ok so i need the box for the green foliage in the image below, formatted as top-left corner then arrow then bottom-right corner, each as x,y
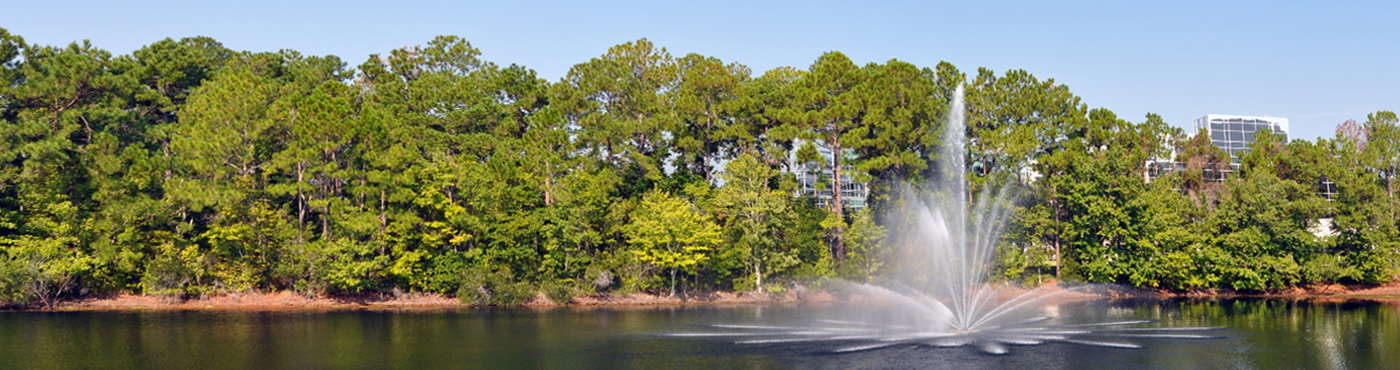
303,240 -> 391,294
0,28 -> 1395,307
540,280 -> 575,304
457,265 -> 533,306
714,153 -> 796,291
140,244 -> 201,297
0,255 -> 33,305
840,208 -> 886,282
625,190 -> 721,296
1303,254 -> 1357,284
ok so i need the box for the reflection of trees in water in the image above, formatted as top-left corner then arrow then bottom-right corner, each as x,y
1142,298 -> 1400,369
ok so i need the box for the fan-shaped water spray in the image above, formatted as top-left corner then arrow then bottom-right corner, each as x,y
666,85 -> 1223,355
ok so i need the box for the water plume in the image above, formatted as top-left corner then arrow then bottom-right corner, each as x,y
667,84 -> 1223,355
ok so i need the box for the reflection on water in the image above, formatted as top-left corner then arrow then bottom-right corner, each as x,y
0,298 -> 1395,370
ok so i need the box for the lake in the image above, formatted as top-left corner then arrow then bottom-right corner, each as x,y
1,298 -> 1396,369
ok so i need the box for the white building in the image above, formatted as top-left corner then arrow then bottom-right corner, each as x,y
789,140 -> 869,209
1144,132 -> 1183,183
1192,114 -> 1289,168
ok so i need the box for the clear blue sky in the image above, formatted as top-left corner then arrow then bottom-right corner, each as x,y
4,0 -> 1396,140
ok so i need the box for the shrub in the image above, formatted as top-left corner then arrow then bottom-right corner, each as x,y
457,266 -> 533,306
1303,254 -> 1356,284
0,256 -> 32,306
1346,250 -> 1394,284
140,244 -> 198,298
541,280 -> 574,304
761,281 -> 786,294
583,266 -> 615,294
731,276 -> 755,292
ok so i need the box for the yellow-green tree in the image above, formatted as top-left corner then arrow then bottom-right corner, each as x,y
714,153 -> 793,292
625,190 -> 721,297
844,208 -> 886,282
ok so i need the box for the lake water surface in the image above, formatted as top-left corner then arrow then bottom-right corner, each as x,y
1,298 -> 1396,369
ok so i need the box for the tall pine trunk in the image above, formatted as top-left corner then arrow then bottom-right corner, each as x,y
830,134 -> 845,260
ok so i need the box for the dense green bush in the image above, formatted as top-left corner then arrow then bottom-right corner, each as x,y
0,256 -> 32,305
457,266 -> 534,306
1303,254 -> 1357,284
139,245 -> 198,298
540,280 -> 574,304
304,240 -> 390,294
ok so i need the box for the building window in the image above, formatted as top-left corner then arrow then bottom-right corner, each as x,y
1319,175 -> 1337,201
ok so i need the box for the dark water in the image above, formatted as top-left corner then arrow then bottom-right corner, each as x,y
0,298 -> 1397,370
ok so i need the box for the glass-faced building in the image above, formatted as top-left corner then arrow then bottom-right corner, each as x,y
789,140 -> 868,209
1192,114 -> 1289,167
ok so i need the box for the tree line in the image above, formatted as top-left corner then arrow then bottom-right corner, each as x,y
1,29 -> 1396,307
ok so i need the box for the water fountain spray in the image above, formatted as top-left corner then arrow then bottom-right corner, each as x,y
666,84 -> 1223,355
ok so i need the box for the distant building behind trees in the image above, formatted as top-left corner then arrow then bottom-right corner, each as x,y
1146,114 -> 1291,183
789,140 -> 869,209
1193,114 -> 1290,167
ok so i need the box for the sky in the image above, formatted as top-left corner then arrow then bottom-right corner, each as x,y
3,0 -> 1396,140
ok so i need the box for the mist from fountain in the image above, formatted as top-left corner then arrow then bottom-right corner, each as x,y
666,84 -> 1223,355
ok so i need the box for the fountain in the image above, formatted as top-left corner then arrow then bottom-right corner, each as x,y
665,85 -> 1224,355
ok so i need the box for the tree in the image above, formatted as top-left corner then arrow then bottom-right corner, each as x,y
1030,110 -> 1174,284
728,66 -> 802,169
1365,111 -> 1400,209
792,52 -> 866,260
1177,129 -> 1233,208
847,59 -> 944,199
122,37 -> 233,125
966,68 -> 1087,183
671,54 -> 748,182
0,35 -> 135,302
0,192 -> 97,307
169,53 -> 346,291
843,208 -> 886,281
553,39 -> 676,177
714,153 -> 791,292
625,190 -> 720,296
1331,112 -> 1400,283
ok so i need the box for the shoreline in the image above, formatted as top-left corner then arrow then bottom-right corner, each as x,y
1155,280 -> 1400,299
19,290 -> 848,312
7,281 -> 1399,312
